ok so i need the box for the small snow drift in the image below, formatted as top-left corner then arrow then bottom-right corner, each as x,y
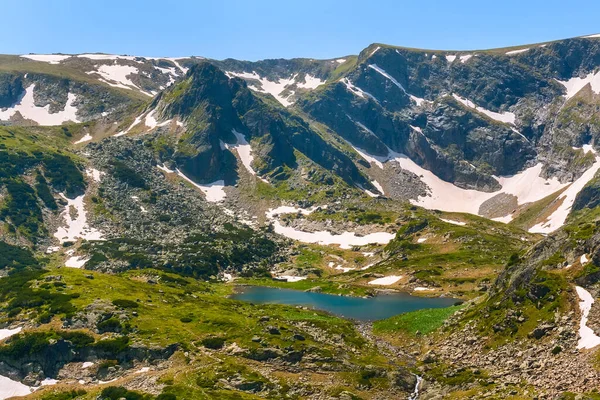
452,94 -> 516,124
224,129 -> 267,182
274,275 -> 307,282
367,64 -> 429,106
175,169 -> 227,203
0,327 -> 31,400
0,85 -> 80,125
65,256 -> 89,269
368,276 -> 402,285
341,78 -> 380,103
0,327 -> 21,341
575,286 -> 600,350
440,218 -> 466,226
0,375 -> 33,400
54,194 -> 104,243
74,133 -> 92,144
557,71 -> 600,100
371,180 -> 385,195
506,48 -> 530,55
85,168 -> 104,183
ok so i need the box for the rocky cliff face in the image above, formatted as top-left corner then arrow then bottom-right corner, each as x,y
150,62 -> 372,189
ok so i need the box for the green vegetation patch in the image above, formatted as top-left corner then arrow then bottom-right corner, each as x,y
373,305 -> 463,336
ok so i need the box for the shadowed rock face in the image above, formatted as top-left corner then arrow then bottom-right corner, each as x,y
297,38 -> 600,192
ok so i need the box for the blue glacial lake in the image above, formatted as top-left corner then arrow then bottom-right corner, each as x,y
232,286 -> 458,322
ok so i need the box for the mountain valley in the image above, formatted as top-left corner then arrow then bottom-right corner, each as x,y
2,34 -> 600,399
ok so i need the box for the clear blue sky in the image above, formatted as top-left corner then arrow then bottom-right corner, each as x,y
4,0 -> 600,61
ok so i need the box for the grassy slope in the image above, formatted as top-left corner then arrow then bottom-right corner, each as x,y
9,263 -> 402,399
0,55 -> 149,101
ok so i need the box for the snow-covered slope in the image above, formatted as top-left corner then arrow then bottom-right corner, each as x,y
0,84 -> 80,125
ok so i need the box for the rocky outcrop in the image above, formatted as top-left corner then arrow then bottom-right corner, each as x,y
0,331 -> 177,385
151,62 -> 373,189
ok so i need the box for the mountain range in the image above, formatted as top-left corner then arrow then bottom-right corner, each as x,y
1,34 -> 600,399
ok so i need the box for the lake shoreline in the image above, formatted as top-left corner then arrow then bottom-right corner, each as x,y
231,285 -> 459,322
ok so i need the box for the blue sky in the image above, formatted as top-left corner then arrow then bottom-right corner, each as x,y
4,0 -> 600,60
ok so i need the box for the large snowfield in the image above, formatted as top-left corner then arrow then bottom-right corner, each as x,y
0,85 -> 80,125
346,138 -> 599,233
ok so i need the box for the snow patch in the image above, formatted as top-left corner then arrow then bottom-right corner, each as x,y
368,64 -> 428,106
78,54 -> 138,61
459,55 -> 473,63
275,275 -> 307,282
341,78 -> 380,103
346,141 -> 387,169
85,168 -> 104,183
440,218 -> 466,226
529,148 -> 600,234
368,64 -> 408,94
144,109 -> 171,129
225,129 -> 267,182
89,64 -> 152,96
410,95 -> 427,106
363,188 -> 380,198
506,48 -> 530,55
369,47 -> 381,57
115,114 -> 144,136
54,194 -> 104,243
492,214 -> 514,224
452,94 -> 516,124
368,276 -> 402,285
371,180 -> 384,194
0,85 -> 80,125
446,55 -> 457,63
46,246 -> 60,254
156,164 -> 175,174
346,140 -> 570,221
0,327 -> 21,341
265,205 -> 395,249
74,133 -> 92,144
557,71 -> 600,100
296,74 -> 325,89
21,54 -> 71,64
175,169 -> 227,203
335,265 -> 355,273
65,256 -> 89,269
0,375 -> 33,399
417,237 -> 427,243
227,71 -> 297,106
581,254 -> 590,265
575,286 -> 600,350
